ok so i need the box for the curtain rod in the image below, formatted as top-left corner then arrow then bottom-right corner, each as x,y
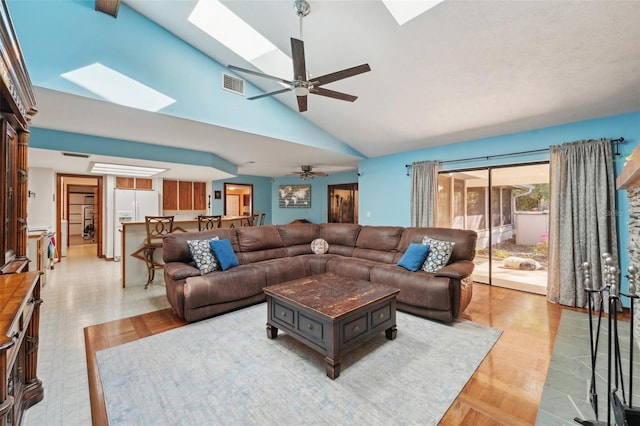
405,137 -> 625,174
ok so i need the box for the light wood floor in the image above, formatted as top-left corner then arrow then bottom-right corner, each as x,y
84,279 -> 623,425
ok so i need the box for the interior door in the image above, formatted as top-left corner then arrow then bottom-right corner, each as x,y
225,195 -> 240,216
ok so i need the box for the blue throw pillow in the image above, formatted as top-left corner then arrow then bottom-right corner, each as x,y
209,238 -> 239,271
397,243 -> 430,272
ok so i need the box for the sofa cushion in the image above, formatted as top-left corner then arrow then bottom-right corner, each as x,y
326,257 -> 379,281
258,257 -> 311,286
237,225 -> 284,252
209,239 -> 240,271
235,226 -> 287,263
397,243 -> 430,272
187,237 -> 219,274
370,265 -> 452,311
277,224 -> 319,257
277,223 -> 320,246
356,226 -> 404,251
421,236 -> 455,273
352,226 -> 403,263
183,265 -> 266,308
319,223 -> 361,246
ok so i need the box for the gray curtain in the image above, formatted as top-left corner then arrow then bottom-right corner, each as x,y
411,161 -> 439,227
548,139 -> 618,307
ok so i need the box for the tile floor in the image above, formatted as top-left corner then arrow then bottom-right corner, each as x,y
22,244 -> 170,426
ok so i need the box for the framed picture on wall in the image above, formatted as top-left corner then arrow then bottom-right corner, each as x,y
278,185 -> 311,208
214,190 -> 221,199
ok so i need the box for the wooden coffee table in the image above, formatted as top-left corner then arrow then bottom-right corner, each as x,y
264,272 -> 399,379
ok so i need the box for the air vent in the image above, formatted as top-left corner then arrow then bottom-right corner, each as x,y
222,73 -> 245,96
62,152 -> 90,158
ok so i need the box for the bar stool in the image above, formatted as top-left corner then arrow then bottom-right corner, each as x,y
243,213 -> 259,226
198,215 -> 222,231
143,215 -> 174,288
259,213 -> 266,225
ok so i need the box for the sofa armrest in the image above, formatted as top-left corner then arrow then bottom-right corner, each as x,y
434,260 -> 475,280
164,262 -> 201,281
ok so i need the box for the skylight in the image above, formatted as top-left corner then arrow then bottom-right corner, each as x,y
61,63 -> 176,112
188,0 -> 292,79
381,0 -> 446,25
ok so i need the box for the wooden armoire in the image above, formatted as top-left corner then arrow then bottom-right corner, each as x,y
0,1 -> 44,424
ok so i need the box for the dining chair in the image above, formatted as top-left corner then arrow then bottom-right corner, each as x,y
198,215 -> 222,231
142,215 -> 174,288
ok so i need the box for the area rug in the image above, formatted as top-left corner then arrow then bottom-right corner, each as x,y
537,309 -> 640,425
96,304 -> 502,425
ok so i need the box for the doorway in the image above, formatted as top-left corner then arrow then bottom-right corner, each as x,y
328,183 -> 358,223
224,183 -> 253,216
57,174 -> 103,259
67,185 -> 96,246
436,163 -> 549,294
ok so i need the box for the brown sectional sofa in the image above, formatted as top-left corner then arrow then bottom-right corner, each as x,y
162,223 -> 477,323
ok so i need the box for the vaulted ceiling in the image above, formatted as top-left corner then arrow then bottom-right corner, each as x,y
11,0 -> 640,180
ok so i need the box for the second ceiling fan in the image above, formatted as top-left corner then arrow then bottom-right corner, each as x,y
228,0 -> 371,113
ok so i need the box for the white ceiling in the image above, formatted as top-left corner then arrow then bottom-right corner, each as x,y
27,0 -> 640,179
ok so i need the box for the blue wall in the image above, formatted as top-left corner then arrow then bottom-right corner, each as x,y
359,111 -> 640,296
211,175 -> 273,223
211,171 -> 358,225
271,171 -> 359,224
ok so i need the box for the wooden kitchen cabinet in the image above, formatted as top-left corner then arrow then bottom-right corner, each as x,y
162,180 -> 178,210
115,177 -> 134,189
178,181 -> 193,210
116,177 -> 152,190
193,182 -> 207,210
135,178 -> 152,190
163,180 -> 206,211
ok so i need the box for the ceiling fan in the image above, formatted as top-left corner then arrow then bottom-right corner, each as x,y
227,0 -> 371,113
289,165 -> 328,180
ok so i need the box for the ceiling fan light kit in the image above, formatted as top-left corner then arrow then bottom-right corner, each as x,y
228,0 -> 370,112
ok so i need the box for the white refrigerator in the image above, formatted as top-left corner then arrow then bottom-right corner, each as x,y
113,189 -> 159,261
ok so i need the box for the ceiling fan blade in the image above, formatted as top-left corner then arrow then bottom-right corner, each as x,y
313,172 -> 328,176
310,87 -> 357,102
228,64 -> 291,85
313,64 -> 371,86
297,95 -> 308,112
247,87 -> 292,100
291,38 -> 307,81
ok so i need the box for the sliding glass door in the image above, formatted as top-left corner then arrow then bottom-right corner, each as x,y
437,163 -> 549,294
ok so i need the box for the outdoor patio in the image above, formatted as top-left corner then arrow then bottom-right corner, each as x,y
473,257 -> 547,295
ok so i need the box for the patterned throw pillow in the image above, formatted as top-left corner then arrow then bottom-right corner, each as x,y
310,238 -> 329,254
187,237 -> 219,274
421,236 -> 455,273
